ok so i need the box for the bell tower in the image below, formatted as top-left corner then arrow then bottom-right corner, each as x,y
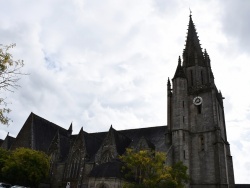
167,14 -> 235,188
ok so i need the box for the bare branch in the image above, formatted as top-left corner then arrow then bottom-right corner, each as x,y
0,43 -> 25,125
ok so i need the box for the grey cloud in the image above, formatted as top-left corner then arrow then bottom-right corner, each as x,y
220,0 -> 250,53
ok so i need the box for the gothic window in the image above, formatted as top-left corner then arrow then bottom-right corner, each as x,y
200,135 -> 205,151
67,151 -> 81,179
183,101 -> 184,108
101,150 -> 113,163
190,70 -> 194,86
183,150 -> 186,159
197,104 -> 202,114
201,70 -> 204,84
49,152 -> 57,176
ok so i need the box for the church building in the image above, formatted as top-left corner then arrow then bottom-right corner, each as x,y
1,15 -> 235,188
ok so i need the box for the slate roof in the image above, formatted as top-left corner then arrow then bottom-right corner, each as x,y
60,134 -> 71,161
111,127 -> 132,155
120,125 -> 168,152
89,160 -> 124,178
31,113 -> 69,151
48,131 -> 71,162
83,131 -> 102,159
11,112 -> 69,152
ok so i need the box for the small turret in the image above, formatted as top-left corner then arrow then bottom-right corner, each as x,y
167,77 -> 172,96
67,123 -> 73,136
173,56 -> 186,79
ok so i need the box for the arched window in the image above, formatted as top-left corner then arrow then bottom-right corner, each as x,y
67,150 -> 81,179
49,152 -> 57,176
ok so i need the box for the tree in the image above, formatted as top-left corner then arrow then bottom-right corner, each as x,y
0,148 -> 10,180
2,148 -> 50,187
0,43 -> 24,125
119,148 -> 189,188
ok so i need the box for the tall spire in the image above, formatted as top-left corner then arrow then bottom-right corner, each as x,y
183,14 -> 205,67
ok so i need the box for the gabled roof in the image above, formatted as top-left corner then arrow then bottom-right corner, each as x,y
90,125 -> 168,154
48,131 -> 71,162
1,134 -> 15,150
136,136 -> 155,150
111,126 -> 132,155
120,125 -> 168,152
83,131 -> 103,159
11,112 -> 69,152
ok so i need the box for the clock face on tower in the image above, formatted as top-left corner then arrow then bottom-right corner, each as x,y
193,96 -> 203,105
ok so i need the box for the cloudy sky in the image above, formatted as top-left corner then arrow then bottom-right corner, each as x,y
0,0 -> 249,184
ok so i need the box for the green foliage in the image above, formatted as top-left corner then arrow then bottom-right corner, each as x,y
120,148 -> 189,188
0,148 -> 10,180
1,148 -> 50,186
0,43 -> 24,125
170,161 -> 189,188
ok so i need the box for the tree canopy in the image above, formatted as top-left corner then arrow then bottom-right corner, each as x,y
0,148 -> 50,187
120,148 -> 189,188
0,43 -> 24,125
0,147 -> 10,180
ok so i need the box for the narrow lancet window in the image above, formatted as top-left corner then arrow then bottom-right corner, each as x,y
218,104 -> 220,121
200,135 -> 204,151
197,105 -> 202,114
190,70 -> 194,86
201,70 -> 204,84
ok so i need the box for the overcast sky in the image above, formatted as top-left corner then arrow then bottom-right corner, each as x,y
0,0 -> 249,184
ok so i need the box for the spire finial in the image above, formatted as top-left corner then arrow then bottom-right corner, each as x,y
178,56 -> 181,65
167,77 -> 171,87
189,8 -> 192,17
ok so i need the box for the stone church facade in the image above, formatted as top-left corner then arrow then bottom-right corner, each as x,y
1,15 -> 235,188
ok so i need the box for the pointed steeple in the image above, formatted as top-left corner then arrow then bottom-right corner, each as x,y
80,126 -> 83,132
183,14 -> 205,67
167,77 -> 171,96
67,122 -> 73,136
173,56 -> 186,79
